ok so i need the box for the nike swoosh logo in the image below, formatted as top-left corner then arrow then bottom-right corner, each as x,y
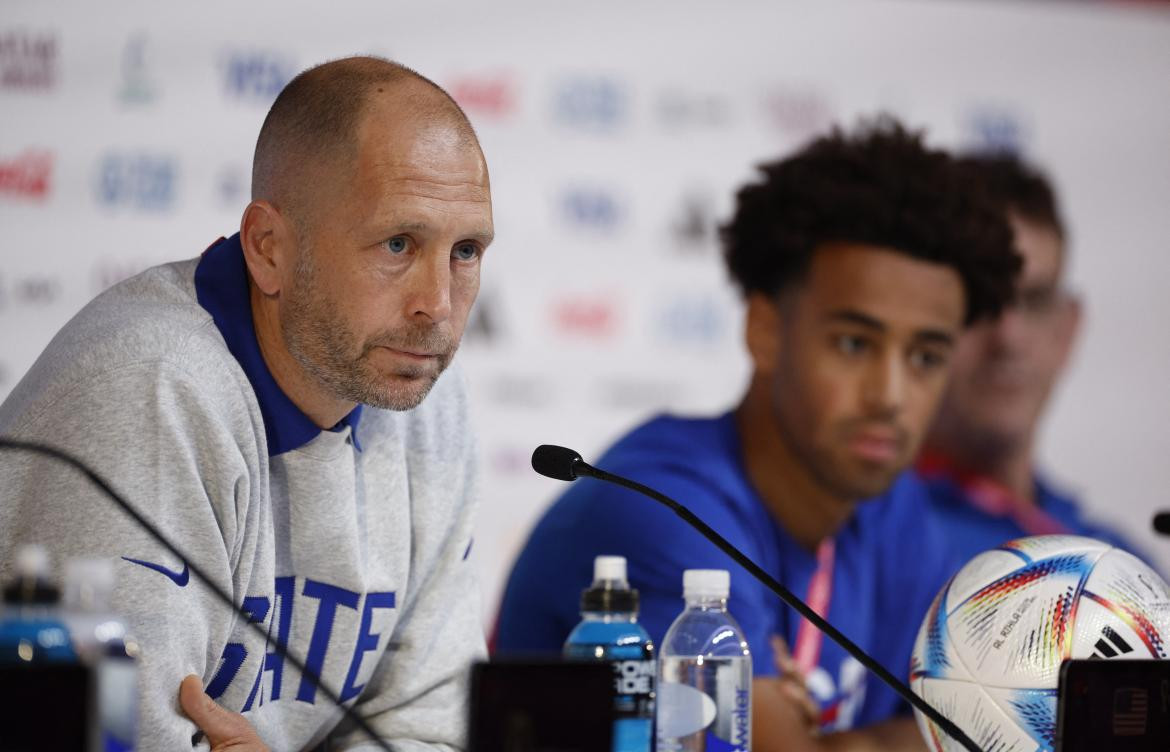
122,556 -> 190,587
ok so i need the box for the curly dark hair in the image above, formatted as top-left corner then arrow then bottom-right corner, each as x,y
955,151 -> 1065,241
721,117 -> 1020,324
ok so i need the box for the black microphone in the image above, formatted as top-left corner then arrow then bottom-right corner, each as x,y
1154,512 -> 1170,536
531,443 -> 983,752
0,437 -> 393,752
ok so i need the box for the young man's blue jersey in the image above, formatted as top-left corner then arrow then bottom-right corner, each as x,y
495,413 -> 959,731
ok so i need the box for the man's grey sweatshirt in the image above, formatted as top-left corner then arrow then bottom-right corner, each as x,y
0,259 -> 485,750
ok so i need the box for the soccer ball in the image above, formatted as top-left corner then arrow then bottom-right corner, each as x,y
909,535 -> 1170,751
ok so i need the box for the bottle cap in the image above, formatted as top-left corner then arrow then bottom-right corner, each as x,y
4,544 -> 60,605
581,555 -> 639,613
593,555 -> 627,584
15,544 -> 50,579
63,557 -> 116,610
683,569 -> 730,599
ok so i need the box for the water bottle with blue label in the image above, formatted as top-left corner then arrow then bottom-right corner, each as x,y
0,545 -> 76,664
656,569 -> 751,752
564,555 -> 655,752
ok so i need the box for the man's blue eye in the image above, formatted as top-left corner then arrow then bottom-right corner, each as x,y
453,243 -> 479,261
386,237 -> 408,254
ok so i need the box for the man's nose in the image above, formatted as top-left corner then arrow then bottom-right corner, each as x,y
862,352 -> 905,415
406,249 -> 452,323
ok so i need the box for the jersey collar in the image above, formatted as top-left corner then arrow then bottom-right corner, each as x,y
193,233 -> 363,456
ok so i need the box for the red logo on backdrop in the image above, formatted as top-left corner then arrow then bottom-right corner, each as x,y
0,149 -> 52,200
0,31 -> 57,91
447,73 -> 517,119
551,296 -> 619,339
761,87 -> 835,142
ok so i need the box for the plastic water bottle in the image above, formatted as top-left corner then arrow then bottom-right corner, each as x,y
63,557 -> 138,752
656,569 -> 751,752
564,555 -> 655,752
0,545 -> 76,664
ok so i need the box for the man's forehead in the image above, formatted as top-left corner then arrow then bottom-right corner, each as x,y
796,242 -> 966,329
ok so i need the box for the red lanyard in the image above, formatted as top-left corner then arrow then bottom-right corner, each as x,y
963,476 -> 1069,536
793,537 -> 835,675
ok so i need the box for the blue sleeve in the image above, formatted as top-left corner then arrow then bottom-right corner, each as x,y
494,464 -> 782,678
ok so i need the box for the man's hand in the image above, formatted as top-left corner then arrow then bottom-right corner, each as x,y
771,635 -> 821,735
179,675 -> 270,752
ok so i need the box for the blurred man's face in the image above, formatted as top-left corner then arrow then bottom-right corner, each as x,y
932,214 -> 1079,454
752,244 -> 965,501
281,98 -> 494,411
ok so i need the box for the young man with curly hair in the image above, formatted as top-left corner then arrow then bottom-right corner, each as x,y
495,119 -> 1020,751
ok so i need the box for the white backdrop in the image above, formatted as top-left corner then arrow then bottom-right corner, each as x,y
2,0 -> 1169,626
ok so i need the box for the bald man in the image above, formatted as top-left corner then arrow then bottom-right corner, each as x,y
0,57 -> 493,750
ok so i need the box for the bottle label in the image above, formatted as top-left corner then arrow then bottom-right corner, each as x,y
612,658 -> 655,718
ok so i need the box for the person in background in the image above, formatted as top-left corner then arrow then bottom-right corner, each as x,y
0,56 -> 493,750
918,152 -> 1152,569
495,119 -> 1019,751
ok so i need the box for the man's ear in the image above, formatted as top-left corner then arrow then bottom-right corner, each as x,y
239,200 -> 294,296
745,292 -> 783,377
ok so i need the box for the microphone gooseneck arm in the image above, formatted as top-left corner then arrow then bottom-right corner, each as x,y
533,444 -> 983,752
0,437 -> 393,752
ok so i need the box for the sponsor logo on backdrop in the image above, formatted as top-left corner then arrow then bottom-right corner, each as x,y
596,378 -> 681,410
0,149 -> 52,201
463,291 -> 503,345
215,163 -> 249,208
0,272 -> 63,312
761,86 -> 835,142
117,32 -> 158,105
485,375 -> 553,411
560,186 -> 624,232
553,76 -> 627,132
655,295 -> 729,347
0,30 -> 57,91
669,190 -> 718,252
447,72 -> 517,120
90,258 -> 156,294
489,444 -> 539,476
95,153 -> 178,211
551,294 -> 619,340
657,90 -> 731,129
961,106 -> 1027,154
221,49 -> 295,103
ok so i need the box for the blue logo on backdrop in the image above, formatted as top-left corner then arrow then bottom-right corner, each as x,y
560,187 -> 624,231
221,50 -> 295,103
656,295 -> 728,346
553,77 -> 627,132
962,106 -> 1028,154
95,153 -> 177,211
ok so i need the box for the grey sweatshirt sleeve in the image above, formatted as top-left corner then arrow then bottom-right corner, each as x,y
0,354 -> 267,750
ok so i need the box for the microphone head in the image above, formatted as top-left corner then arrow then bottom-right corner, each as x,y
1153,512 -> 1170,536
531,445 -> 586,481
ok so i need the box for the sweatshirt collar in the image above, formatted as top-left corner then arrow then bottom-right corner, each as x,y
193,233 -> 362,456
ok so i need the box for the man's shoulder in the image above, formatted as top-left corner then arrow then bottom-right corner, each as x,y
0,258 -> 253,431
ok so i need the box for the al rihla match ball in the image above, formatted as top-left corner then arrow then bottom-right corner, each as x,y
909,534 -> 1170,751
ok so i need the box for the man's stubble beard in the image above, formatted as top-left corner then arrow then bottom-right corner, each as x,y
281,244 -> 457,412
